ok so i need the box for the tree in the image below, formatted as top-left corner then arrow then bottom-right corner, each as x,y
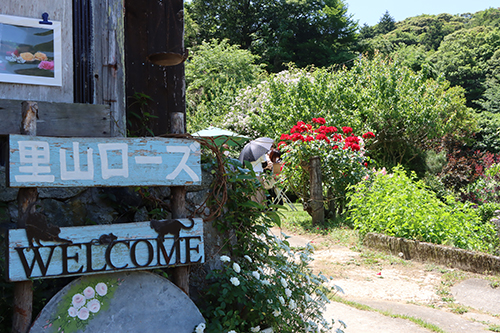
376,10 -> 396,34
186,0 -> 358,72
185,39 -> 265,132
430,26 -> 500,108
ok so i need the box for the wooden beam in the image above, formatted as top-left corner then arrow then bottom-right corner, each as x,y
0,99 -> 111,137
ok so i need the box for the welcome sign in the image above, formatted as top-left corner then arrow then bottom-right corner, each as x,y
6,219 -> 204,282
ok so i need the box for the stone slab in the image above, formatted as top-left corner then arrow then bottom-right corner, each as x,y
452,278 -> 500,314
29,271 -> 205,333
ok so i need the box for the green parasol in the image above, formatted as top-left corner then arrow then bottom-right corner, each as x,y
191,126 -> 251,147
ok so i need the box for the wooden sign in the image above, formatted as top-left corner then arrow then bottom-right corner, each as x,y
7,134 -> 201,187
6,219 -> 204,282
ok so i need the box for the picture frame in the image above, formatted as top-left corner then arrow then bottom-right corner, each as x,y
0,14 -> 62,86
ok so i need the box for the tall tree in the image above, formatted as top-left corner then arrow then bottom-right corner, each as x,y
430,26 -> 500,107
186,0 -> 358,72
377,10 -> 396,34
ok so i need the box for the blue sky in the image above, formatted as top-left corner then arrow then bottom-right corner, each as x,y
345,0 -> 499,26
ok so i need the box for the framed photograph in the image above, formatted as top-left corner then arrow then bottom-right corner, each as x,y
0,14 -> 62,86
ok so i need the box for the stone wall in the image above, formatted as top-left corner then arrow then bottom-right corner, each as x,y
363,232 -> 500,274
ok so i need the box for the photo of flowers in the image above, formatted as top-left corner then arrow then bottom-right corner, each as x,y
0,14 -> 62,86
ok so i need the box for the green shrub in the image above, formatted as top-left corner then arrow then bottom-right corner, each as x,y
197,157 -> 345,332
347,166 -> 499,253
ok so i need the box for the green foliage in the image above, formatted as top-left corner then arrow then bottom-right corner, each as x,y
360,13 -> 466,54
197,157 -> 343,332
376,11 -> 396,35
472,111 -> 500,153
477,74 -> 500,113
347,166 -> 499,254
430,26 -> 500,107
425,150 -> 447,174
126,92 -> 157,137
186,0 -> 358,72
358,8 -> 500,113
185,39 -> 264,133
466,7 -> 500,28
225,54 -> 476,174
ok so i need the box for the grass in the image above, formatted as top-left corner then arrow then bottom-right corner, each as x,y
330,295 -> 447,333
277,203 -> 359,247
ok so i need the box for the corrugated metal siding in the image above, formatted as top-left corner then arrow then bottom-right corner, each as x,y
73,0 -> 94,103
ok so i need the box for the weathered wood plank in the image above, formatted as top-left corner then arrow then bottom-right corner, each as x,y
0,99 -> 111,137
8,135 -> 201,187
92,0 -> 126,137
7,219 -> 204,281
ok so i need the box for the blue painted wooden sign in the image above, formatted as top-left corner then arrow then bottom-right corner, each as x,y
7,134 -> 201,187
6,219 -> 204,282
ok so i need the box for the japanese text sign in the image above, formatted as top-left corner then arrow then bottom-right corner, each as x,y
7,135 -> 201,187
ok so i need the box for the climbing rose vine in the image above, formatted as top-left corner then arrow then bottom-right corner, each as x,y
278,118 -> 376,218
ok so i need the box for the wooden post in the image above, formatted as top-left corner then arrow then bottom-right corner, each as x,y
12,101 -> 38,333
310,156 -> 324,226
170,111 -> 189,295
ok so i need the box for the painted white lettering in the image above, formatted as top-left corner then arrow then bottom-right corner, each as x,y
15,141 -> 55,182
135,156 -> 162,164
166,143 -> 200,182
60,142 -> 94,180
98,143 -> 129,179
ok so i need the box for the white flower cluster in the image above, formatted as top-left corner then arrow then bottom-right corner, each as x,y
215,235 -> 342,333
195,322 -> 206,333
68,282 -> 108,320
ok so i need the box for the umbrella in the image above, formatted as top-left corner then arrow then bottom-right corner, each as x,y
238,137 -> 274,164
191,126 -> 251,147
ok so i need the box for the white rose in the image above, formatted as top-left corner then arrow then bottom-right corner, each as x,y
252,271 -> 260,280
95,282 -> 108,296
280,277 -> 288,288
233,263 -> 241,273
68,307 -> 77,317
273,308 -> 281,317
250,326 -> 260,332
72,294 -> 86,309
220,255 -> 231,263
285,288 -> 292,298
83,286 -> 95,299
195,323 -> 206,333
77,307 -> 90,320
244,255 -> 252,263
230,277 -> 240,286
87,299 -> 101,313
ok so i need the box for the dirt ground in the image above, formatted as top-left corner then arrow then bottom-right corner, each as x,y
271,227 -> 474,306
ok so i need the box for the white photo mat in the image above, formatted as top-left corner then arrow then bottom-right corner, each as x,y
0,14 -> 62,86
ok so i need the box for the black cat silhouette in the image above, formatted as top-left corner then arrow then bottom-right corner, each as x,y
150,218 -> 195,242
21,201 -> 72,247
